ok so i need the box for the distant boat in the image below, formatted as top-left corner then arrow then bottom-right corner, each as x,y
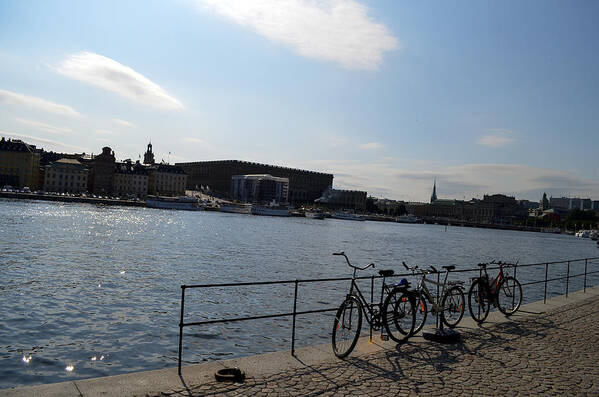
396,214 -> 421,224
332,211 -> 365,221
305,209 -> 325,220
219,202 -> 252,214
146,195 -> 204,211
252,203 -> 290,217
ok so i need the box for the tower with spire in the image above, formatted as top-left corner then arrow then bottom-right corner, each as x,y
143,142 -> 155,165
430,179 -> 438,203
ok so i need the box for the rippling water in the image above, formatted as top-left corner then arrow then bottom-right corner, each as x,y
1,198 -> 598,388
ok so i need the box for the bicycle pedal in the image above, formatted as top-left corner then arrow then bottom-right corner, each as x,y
380,334 -> 389,341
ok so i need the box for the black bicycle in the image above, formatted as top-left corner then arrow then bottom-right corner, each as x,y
331,252 -> 416,358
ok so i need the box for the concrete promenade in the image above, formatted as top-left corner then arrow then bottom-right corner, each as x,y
4,287 -> 599,396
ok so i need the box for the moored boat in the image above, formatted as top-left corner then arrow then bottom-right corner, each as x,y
251,203 -> 290,217
219,202 -> 252,214
332,211 -> 365,221
305,209 -> 325,219
145,195 -> 204,211
396,214 -> 421,224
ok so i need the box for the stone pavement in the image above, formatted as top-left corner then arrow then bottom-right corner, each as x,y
153,292 -> 599,397
4,287 -> 599,396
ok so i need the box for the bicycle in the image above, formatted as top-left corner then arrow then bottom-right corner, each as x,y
331,252 -> 416,358
468,260 -> 522,323
402,262 -> 465,334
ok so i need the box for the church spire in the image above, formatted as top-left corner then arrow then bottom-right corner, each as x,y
430,178 -> 437,203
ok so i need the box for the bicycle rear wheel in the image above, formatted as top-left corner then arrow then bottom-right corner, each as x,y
468,279 -> 490,323
332,296 -> 362,358
441,286 -> 465,328
496,276 -> 522,316
383,288 -> 415,342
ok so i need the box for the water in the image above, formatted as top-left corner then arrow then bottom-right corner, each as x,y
1,198 -> 598,388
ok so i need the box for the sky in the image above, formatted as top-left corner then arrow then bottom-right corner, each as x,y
1,0 -> 598,202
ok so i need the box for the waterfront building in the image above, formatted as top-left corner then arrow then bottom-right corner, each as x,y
314,186 -> 367,210
0,137 -> 41,189
89,147 -> 116,196
114,160 -> 149,198
43,158 -> 88,194
550,196 -> 594,211
430,179 -> 438,203
231,174 -> 289,203
147,163 -> 186,196
176,160 -> 333,204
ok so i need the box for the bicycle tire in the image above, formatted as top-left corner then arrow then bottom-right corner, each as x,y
383,288 -> 415,342
496,276 -> 522,316
468,279 -> 490,324
332,296 -> 362,358
412,292 -> 428,335
441,286 -> 465,328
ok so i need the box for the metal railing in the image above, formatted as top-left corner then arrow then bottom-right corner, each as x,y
177,256 -> 599,374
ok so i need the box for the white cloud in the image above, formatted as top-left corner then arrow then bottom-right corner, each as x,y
112,118 -> 137,128
56,52 -> 183,110
96,129 -> 114,135
184,137 -> 205,144
477,130 -> 515,148
0,130 -> 88,152
359,142 -> 383,150
197,0 -> 399,70
0,89 -> 80,117
14,118 -> 72,135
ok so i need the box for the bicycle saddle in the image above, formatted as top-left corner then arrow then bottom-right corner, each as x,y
442,265 -> 455,271
379,269 -> 394,277
477,263 -> 487,268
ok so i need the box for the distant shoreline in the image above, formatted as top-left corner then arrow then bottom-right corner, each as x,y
0,191 -> 145,208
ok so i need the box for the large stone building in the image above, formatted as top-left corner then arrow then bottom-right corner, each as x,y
89,147 -> 116,195
148,163 -> 187,196
114,160 -> 149,198
176,160 -> 333,204
0,137 -> 41,189
44,158 -> 88,194
231,174 -> 289,203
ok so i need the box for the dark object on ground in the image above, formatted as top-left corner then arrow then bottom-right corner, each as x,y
422,328 -> 461,344
215,367 -> 245,382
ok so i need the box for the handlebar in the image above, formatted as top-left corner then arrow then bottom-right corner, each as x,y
333,252 -> 375,271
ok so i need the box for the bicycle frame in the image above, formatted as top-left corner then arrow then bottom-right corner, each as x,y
346,273 -> 394,327
415,270 -> 451,312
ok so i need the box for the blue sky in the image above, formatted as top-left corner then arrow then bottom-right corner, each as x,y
1,0 -> 598,202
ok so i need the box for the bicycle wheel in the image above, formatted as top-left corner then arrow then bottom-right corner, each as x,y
383,288 -> 415,342
468,279 -> 490,323
496,276 -> 522,316
332,296 -> 362,358
412,292 -> 428,335
441,286 -> 465,328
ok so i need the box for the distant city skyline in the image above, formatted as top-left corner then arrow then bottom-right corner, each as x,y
1,1 -> 598,202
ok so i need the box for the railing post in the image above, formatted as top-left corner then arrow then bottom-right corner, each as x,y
584,259 -> 588,293
291,280 -> 299,355
178,285 -> 186,375
370,275 -> 374,342
544,263 -> 548,304
566,261 -> 570,298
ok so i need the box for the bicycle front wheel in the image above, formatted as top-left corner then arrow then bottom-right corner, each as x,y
441,286 -> 465,328
496,276 -> 522,316
412,292 -> 428,335
332,296 -> 362,358
468,279 -> 490,323
383,288 -> 415,342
